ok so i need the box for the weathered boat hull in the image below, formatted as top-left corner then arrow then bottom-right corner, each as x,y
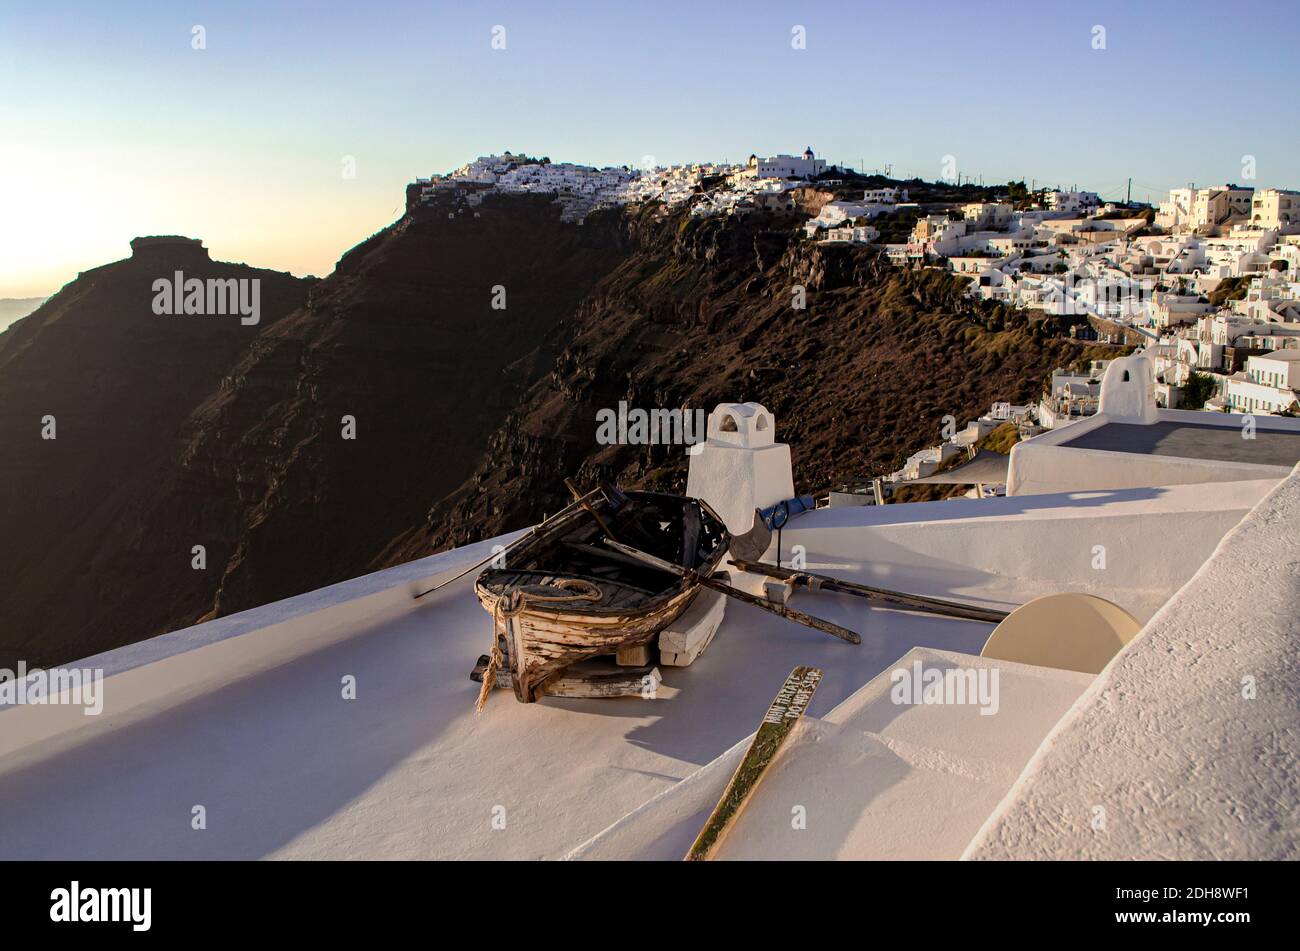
475,583 -> 703,701
473,489 -> 730,704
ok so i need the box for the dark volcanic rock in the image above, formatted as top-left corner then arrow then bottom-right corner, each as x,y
386,208 -> 1115,557
0,197 -> 630,666
0,239 -> 309,666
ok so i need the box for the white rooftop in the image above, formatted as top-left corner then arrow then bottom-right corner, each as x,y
1,468 -> 1289,860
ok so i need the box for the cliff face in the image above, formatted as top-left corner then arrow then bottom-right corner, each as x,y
159,194 -> 631,628
0,239 -> 310,666
1,196 -> 1107,668
387,204 -> 1103,558
0,197 -> 631,666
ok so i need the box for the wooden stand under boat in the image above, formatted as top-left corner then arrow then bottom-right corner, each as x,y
470,655 -> 662,699
473,488 -> 730,705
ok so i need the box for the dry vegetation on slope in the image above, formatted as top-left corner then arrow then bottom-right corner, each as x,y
394,204 -> 1119,556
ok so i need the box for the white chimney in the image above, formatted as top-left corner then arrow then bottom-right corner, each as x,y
685,402 -> 794,536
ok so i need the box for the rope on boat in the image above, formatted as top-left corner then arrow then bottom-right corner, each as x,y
476,579 -> 604,712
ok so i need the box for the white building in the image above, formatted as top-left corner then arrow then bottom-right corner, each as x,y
1222,350 -> 1300,415
1036,363 -> 1108,429
1250,188 -> 1300,233
1248,348 -> 1300,390
803,200 -> 871,236
748,147 -> 826,180
911,214 -> 968,256
1044,190 -> 1102,215
962,202 -> 1014,230
1236,274 -> 1300,323
863,187 -> 907,204
1201,230 -> 1277,277
988,233 -> 1043,258
1157,185 -> 1254,233
1150,290 -> 1215,329
1194,311 -> 1300,358
821,224 -> 880,244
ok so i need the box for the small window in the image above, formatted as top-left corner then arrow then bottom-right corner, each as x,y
1121,370 -> 1131,382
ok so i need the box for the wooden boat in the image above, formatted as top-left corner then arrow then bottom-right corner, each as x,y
474,487 -> 730,704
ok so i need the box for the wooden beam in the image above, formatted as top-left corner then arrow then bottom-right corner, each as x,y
413,486 -> 602,599
565,477 -> 619,542
730,559 -> 1011,624
603,540 -> 861,645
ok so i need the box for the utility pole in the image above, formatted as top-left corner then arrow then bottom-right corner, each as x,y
1126,177 -> 1132,205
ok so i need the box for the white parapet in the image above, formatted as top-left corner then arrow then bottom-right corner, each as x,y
1005,407 -> 1300,496
685,402 -> 794,536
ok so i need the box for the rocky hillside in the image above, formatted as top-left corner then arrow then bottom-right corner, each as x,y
0,238 -> 310,667
1,195 -> 1112,668
388,203 -> 1111,557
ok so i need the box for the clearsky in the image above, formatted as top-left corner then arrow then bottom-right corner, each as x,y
3,0 -> 1298,298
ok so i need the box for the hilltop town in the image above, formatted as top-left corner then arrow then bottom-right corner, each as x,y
407,149 -> 1300,509
416,150 -> 1300,428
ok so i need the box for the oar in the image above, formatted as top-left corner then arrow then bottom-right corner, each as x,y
603,539 -> 861,645
730,559 -> 1011,624
413,486 -> 603,600
564,478 -> 619,541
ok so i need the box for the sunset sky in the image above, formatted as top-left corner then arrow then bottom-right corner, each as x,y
3,0 -> 1299,298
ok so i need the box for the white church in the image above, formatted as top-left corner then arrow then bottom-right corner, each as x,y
747,146 -> 827,180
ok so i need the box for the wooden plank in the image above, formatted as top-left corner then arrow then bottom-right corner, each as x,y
471,655 -> 661,699
685,666 -> 822,861
659,577 -> 728,667
509,615 -> 532,702
730,559 -> 1011,624
615,644 -> 652,667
